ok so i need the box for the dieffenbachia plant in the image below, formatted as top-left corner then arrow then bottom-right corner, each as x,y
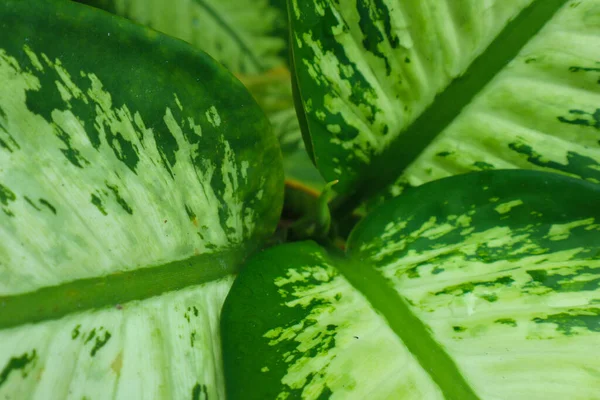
76,0 -> 326,195
2,0 -> 600,399
0,0 -> 281,397
289,0 -> 600,210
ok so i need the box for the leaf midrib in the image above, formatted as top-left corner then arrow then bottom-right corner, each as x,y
331,0 -> 570,216
335,253 -> 480,400
0,247 -> 248,330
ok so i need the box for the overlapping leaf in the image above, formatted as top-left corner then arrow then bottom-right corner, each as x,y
289,0 -> 600,208
78,0 -> 327,195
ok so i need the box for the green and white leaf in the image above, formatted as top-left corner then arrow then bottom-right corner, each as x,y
289,0 -> 600,203
78,0 -> 327,193
0,0 -> 282,397
223,170 -> 600,399
392,0 -> 600,198
0,279 -> 233,398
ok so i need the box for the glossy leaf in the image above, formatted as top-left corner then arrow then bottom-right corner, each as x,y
0,0 -> 282,397
223,170 -> 600,399
78,0 -> 327,194
289,0 -> 600,207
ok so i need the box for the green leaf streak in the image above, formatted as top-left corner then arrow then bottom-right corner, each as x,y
90,193 -> 107,215
71,324 -> 81,339
190,331 -> 196,348
38,198 -> 57,214
568,64 -> 600,84
0,183 -> 16,216
90,330 -> 112,356
0,183 -> 15,206
55,125 -> 90,168
0,350 -> 37,387
527,267 -> 600,293
105,183 -> 133,215
105,130 -> 140,173
509,142 -> 600,181
192,382 -> 209,400
533,308 -> 600,335
495,318 -> 517,327
434,276 -> 515,297
23,196 -> 41,211
334,253 -> 480,400
356,0 -> 398,75
84,328 -> 96,344
0,248 -> 247,329
558,108 -> 600,131
334,0 -> 569,215
192,384 -> 201,400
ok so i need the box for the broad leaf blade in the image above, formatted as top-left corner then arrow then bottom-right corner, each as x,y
289,0 -> 600,207
78,0 -> 327,194
223,242 -> 450,399
0,0 -> 282,396
289,0 -> 534,193
390,0 -> 600,197
0,279 -> 233,398
223,170 -> 600,399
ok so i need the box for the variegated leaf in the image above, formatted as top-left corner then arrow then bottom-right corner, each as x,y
0,0 -> 282,398
290,0 -> 600,207
78,0 -> 327,194
223,170 -> 600,399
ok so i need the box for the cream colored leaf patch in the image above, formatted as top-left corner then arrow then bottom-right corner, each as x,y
0,278 -> 233,400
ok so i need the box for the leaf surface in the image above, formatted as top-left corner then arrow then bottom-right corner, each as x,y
0,0 -> 282,397
289,0 -> 600,207
223,170 -> 600,399
78,0 -> 327,194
